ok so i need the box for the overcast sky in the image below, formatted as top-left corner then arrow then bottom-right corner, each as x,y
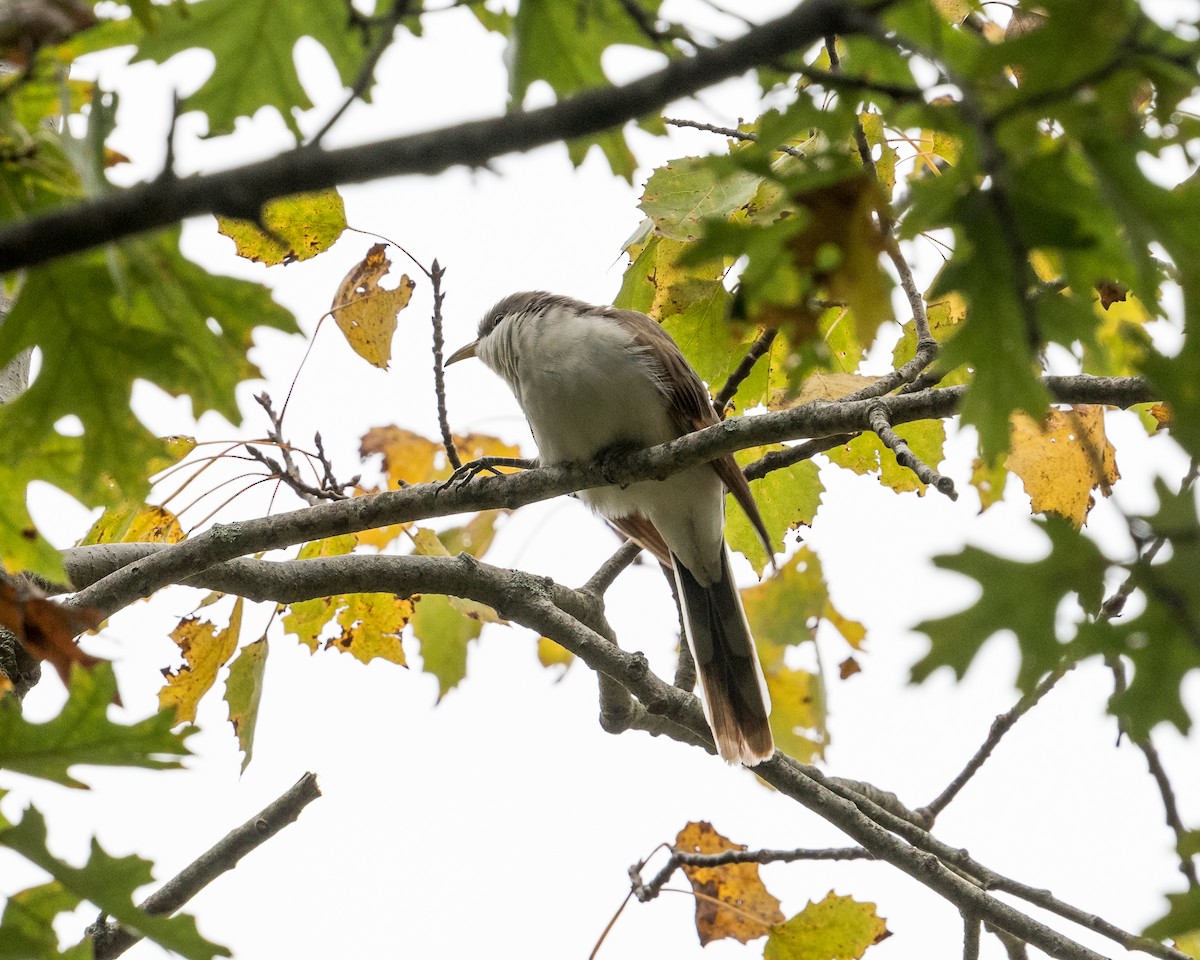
3,2 -> 1199,958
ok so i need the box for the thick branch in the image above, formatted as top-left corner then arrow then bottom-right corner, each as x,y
66,376 -> 1155,618
64,547 -> 1185,960
0,0 -> 881,272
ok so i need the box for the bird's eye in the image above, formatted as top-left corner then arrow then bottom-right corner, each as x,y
487,313 -> 504,332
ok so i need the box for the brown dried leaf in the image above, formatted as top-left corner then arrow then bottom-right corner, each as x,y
838,656 -> 861,680
1007,405 -> 1120,527
0,577 -> 104,684
330,243 -> 415,368
675,821 -> 785,945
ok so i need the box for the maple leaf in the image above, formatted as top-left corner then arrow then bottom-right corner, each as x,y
674,821 -> 784,945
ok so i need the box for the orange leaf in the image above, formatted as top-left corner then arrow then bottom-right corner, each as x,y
675,821 -> 784,945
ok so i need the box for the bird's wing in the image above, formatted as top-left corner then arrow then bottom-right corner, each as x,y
606,308 -> 774,559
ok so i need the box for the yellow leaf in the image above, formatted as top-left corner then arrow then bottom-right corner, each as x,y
326,593 -> 411,667
330,242 -> 415,369
217,189 -> 347,265
281,534 -> 410,665
81,503 -> 185,546
360,425 -> 443,487
1173,930 -> 1200,959
785,372 -> 881,407
765,891 -> 890,960
159,598 -> 244,724
931,0 -> 970,22
765,666 -> 827,762
1006,405 -> 1120,527
536,636 -> 573,672
674,821 -> 785,945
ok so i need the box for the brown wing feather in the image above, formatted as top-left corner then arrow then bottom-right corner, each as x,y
607,513 -> 671,567
605,308 -> 774,560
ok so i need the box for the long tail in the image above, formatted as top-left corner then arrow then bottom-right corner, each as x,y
672,547 -> 773,766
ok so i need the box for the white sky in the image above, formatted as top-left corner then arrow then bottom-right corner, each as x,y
3,2 -> 1199,959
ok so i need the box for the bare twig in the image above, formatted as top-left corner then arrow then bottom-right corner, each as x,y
1109,657 -> 1199,887
664,117 -> 806,158
582,540 -> 644,597
713,328 -> 778,412
88,773 -> 322,959
631,844 -> 872,902
743,433 -> 858,480
429,258 -> 461,470
867,402 -> 957,498
309,0 -> 411,145
918,666 -> 1072,822
0,0 -> 886,271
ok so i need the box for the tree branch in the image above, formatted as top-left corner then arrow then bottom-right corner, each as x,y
62,544 -> 1186,960
87,772 -> 321,960
65,374 -> 1155,618
0,0 -> 885,271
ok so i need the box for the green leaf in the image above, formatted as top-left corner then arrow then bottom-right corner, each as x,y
225,636 -> 268,772
0,882 -> 90,960
912,519 -> 1107,691
0,805 -> 229,960
765,891 -> 889,960
131,0 -> 371,139
0,229 -> 297,500
726,455 -> 822,573
934,192 -> 1049,460
217,188 -> 347,264
827,421 -> 946,496
508,0 -> 667,178
639,157 -> 761,242
412,593 -> 480,699
1074,480 -> 1200,738
1145,885 -> 1200,943
0,663 -> 191,788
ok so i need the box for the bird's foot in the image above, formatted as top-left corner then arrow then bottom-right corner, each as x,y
440,456 -> 535,490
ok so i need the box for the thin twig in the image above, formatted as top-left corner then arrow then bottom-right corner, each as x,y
714,328 -> 778,412
918,665 -> 1073,822
1109,658 -> 1199,887
743,433 -> 858,480
867,402 -> 957,498
664,117 -> 806,158
88,773 -> 322,959
582,540 -> 644,597
429,258 -> 461,469
631,844 -> 873,902
309,0 -> 411,145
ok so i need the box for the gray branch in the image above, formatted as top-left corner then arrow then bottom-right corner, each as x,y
67,375 -> 1155,618
87,772 -> 321,959
0,0 -> 883,271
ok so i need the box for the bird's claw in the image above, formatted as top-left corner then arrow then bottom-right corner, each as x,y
439,456 -> 533,491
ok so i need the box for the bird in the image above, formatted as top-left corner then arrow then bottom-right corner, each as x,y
446,291 -> 775,766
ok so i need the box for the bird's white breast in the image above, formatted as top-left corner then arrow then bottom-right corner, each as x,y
478,303 -> 725,583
